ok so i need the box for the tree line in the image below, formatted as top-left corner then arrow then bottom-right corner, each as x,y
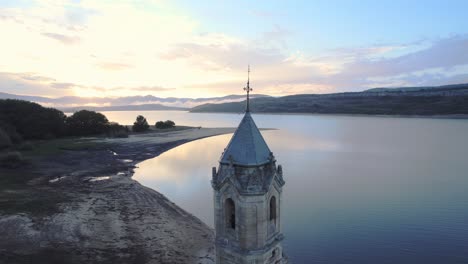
0,99 -> 176,150
133,116 -> 175,132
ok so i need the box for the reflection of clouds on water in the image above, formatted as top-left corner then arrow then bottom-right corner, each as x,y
134,134 -> 233,226
264,130 -> 341,152
131,112 -> 468,263
135,134 -> 230,185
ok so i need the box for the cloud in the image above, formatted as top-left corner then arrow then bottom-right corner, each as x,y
97,62 -> 133,71
183,77 -> 336,97
338,36 -> 468,79
0,72 -> 81,91
321,35 -> 468,90
260,25 -> 292,49
0,1 -> 467,98
161,41 -> 284,71
364,65 -> 468,88
41,32 -> 80,44
166,35 -> 468,95
0,71 -> 175,98
64,5 -> 97,26
51,82 -> 77,89
99,86 -> 176,93
130,86 -> 176,92
18,72 -> 56,82
0,72 -> 70,96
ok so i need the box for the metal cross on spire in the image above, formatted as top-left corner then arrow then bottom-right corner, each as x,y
243,65 -> 253,112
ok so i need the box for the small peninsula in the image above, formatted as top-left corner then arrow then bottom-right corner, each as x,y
0,126 -> 236,264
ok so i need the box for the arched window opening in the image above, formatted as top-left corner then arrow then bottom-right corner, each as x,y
269,196 -> 277,223
225,198 -> 235,230
271,248 -> 279,260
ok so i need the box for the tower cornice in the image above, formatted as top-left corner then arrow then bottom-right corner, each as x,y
212,160 -> 285,194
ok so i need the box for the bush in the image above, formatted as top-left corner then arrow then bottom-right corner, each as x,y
0,151 -> 23,168
0,99 -> 66,139
18,141 -> 34,151
0,127 -> 12,150
155,121 -> 164,129
155,120 -> 176,129
165,120 -> 175,127
66,110 -> 109,136
105,122 -> 129,138
0,122 -> 22,144
132,115 -> 150,132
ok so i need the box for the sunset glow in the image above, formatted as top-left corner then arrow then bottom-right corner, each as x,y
1,0 -> 467,98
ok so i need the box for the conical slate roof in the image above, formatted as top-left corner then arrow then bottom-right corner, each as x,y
220,112 -> 272,166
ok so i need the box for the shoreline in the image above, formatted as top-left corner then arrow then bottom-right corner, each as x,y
68,108 -> 468,120
189,111 -> 468,120
0,127 -> 237,264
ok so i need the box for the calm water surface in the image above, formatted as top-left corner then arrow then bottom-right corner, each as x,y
107,111 -> 468,263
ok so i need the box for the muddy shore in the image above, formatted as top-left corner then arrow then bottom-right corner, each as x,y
0,127 -> 236,264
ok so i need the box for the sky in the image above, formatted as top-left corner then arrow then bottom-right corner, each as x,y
0,0 -> 468,98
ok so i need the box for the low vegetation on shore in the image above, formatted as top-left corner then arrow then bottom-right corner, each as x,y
155,120 -> 176,129
0,99 -> 177,167
0,99 -> 235,263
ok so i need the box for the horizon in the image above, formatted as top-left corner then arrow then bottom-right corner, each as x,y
1,1 -> 468,98
2,81 -> 468,100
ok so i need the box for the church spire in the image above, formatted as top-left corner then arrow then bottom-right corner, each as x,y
212,64 -> 286,263
243,65 -> 252,112
219,65 -> 272,166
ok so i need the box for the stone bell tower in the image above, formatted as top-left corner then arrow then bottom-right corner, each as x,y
211,66 -> 286,263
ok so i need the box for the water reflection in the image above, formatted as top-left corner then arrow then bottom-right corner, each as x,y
133,129 -> 335,227
132,112 -> 468,263
134,134 -> 233,225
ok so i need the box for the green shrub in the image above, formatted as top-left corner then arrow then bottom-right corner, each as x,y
0,151 -> 23,168
66,110 -> 109,136
18,141 -> 34,151
155,120 -> 176,129
0,99 -> 129,142
105,122 -> 129,138
0,127 -> 12,150
0,99 -> 66,139
0,122 -> 22,144
132,115 -> 150,132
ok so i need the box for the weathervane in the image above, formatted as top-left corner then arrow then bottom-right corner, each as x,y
243,65 -> 253,112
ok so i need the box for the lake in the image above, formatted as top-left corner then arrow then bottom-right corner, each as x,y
105,111 -> 468,263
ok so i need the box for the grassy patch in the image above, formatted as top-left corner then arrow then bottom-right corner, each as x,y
0,137 -> 106,216
21,137 -> 110,157
0,169 -> 67,216
0,188 -> 66,216
0,168 -> 35,187
148,125 -> 195,133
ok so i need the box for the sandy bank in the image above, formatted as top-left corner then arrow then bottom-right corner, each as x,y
0,127 -> 236,264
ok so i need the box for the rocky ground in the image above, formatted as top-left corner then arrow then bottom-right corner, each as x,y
0,127 -> 235,264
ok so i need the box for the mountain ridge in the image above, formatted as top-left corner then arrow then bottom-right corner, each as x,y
191,83 -> 468,115
3,83 -> 468,115
0,92 -> 270,109
59,104 -> 188,112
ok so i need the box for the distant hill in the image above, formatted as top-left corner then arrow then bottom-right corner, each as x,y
0,92 -> 270,109
364,83 -> 468,93
0,92 -> 54,103
60,104 -> 188,113
191,83 -> 468,115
